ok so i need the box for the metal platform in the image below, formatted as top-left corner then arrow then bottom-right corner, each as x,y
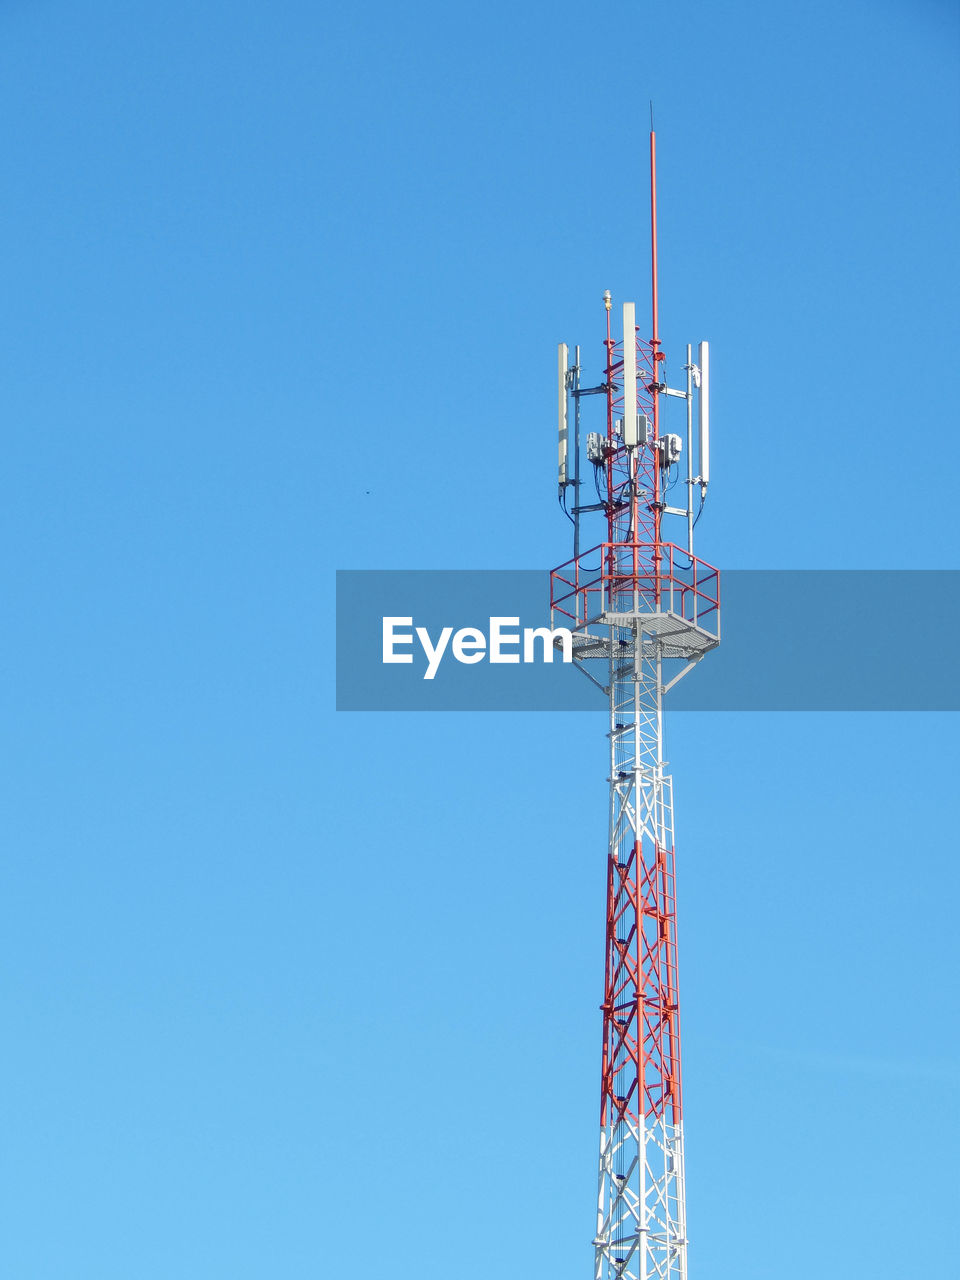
557,610 -> 720,664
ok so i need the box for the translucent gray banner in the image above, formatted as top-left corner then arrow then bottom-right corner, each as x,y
335,570 -> 960,711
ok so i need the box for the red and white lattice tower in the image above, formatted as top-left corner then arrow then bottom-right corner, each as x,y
552,131 -> 720,1279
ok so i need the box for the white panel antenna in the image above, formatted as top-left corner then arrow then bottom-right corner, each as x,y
558,343 -> 569,485
698,340 -> 710,487
622,304 -> 637,447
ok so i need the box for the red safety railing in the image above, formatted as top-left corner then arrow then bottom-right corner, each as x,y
550,542 -> 720,636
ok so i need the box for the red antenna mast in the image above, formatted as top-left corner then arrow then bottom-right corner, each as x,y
551,130 -> 719,1279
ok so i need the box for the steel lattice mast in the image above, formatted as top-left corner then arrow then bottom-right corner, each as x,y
552,131 -> 720,1280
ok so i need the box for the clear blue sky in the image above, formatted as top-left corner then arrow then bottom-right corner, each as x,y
0,1 -> 957,1276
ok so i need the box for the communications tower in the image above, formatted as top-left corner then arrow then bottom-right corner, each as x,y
552,130 -> 720,1280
